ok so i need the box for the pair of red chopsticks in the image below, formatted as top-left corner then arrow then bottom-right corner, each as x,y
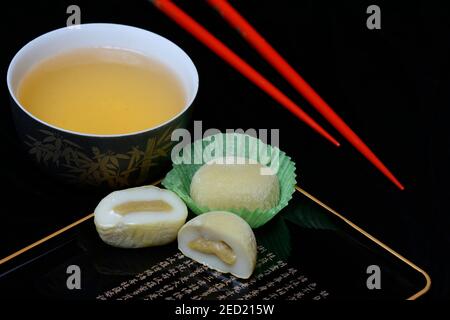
152,0 -> 404,190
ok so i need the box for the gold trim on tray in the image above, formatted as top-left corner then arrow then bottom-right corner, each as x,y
0,213 -> 94,266
0,186 -> 431,300
295,187 -> 431,300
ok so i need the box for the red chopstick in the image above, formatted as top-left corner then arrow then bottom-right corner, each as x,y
206,0 -> 404,190
152,0 -> 339,147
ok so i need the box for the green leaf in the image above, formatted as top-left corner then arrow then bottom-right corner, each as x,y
92,147 -> 101,157
55,139 -> 62,150
26,135 -> 37,142
100,157 -> 109,167
44,152 -> 53,161
283,198 -> 337,231
75,158 -> 89,166
39,129 -> 54,136
105,169 -> 116,176
87,164 -> 100,174
76,151 -> 92,162
255,216 -> 291,261
106,163 -> 116,170
43,136 -> 56,142
157,149 -> 167,157
63,139 -> 82,149
116,154 -> 130,160
110,157 -> 119,167
44,144 -> 56,151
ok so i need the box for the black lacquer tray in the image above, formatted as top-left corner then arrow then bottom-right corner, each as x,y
0,179 -> 430,300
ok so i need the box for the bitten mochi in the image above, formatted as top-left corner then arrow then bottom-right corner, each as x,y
94,186 -> 188,248
177,211 -> 257,279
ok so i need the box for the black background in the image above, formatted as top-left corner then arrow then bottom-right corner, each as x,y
1,0 -> 449,299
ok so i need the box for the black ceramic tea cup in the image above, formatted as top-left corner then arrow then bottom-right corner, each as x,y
7,23 -> 198,189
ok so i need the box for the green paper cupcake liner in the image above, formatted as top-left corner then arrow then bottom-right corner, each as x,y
162,133 -> 296,228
